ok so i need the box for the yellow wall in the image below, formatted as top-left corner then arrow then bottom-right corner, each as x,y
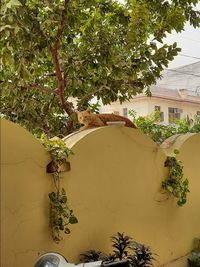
1,119 -> 200,267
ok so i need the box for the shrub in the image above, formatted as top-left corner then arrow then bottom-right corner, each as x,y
79,232 -> 155,267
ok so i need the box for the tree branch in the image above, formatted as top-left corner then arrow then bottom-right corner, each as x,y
50,0 -> 73,117
54,0 -> 70,51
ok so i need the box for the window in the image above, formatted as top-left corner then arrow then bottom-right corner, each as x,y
168,107 -> 182,123
155,106 -> 164,122
197,111 -> 200,116
160,112 -> 164,122
155,106 -> 161,111
123,108 -> 128,117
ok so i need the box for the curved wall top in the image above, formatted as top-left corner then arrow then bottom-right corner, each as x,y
1,120 -> 200,267
160,133 -> 198,155
1,119 -> 49,165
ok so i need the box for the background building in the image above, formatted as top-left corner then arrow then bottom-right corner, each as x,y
156,61 -> 200,93
100,62 -> 200,124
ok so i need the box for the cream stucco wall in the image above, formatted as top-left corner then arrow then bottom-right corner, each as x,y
101,99 -> 149,117
1,119 -> 200,267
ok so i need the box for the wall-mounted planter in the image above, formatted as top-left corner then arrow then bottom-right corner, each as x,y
46,160 -> 71,173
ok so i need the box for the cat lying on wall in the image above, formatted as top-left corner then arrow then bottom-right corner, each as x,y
76,109 -> 136,130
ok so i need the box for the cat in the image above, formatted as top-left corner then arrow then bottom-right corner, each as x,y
76,108 -> 136,130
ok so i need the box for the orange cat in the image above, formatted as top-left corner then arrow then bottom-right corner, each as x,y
76,109 -> 136,129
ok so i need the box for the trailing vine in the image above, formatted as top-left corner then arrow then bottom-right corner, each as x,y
162,150 -> 189,206
40,134 -> 78,243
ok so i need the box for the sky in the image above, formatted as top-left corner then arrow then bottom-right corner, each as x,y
163,1 -> 200,68
164,22 -> 200,69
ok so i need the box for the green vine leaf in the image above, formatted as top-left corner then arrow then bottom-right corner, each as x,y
40,134 -> 73,163
69,216 -> 78,224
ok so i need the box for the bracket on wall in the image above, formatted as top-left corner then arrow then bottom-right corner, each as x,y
46,160 -> 71,173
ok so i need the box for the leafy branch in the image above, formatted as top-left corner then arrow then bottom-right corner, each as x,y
40,134 -> 78,243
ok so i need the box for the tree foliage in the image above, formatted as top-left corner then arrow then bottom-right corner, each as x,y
1,0 -> 200,136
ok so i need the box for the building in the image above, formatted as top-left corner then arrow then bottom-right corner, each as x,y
101,62 -> 200,124
101,87 -> 200,124
156,61 -> 200,93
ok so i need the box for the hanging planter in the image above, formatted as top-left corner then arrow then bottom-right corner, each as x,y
40,134 -> 78,243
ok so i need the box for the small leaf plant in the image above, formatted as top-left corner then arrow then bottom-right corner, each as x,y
111,232 -> 133,260
188,238 -> 200,267
80,232 -> 155,267
40,134 -> 78,243
162,149 -> 189,206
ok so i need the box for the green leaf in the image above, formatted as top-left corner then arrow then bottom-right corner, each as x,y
69,216 -> 78,224
49,192 -> 57,202
166,185 -> 174,193
0,25 -> 14,32
174,149 -> 180,155
9,0 -> 22,7
2,0 -> 22,12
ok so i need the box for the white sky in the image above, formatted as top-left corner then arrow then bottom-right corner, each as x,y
155,2 -> 200,68
164,1 -> 200,68
164,22 -> 200,69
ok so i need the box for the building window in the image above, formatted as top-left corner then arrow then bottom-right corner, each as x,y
155,106 -> 164,122
123,108 -> 128,117
168,107 -> 182,123
155,106 -> 161,111
160,112 -> 164,122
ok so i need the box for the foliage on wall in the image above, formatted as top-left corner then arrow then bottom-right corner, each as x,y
130,111 -> 200,144
40,134 -> 78,243
162,150 -> 189,206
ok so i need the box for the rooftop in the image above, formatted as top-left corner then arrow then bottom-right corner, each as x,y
156,61 -> 200,93
149,87 -> 200,104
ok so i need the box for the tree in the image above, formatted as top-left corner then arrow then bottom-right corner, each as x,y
1,0 -> 200,136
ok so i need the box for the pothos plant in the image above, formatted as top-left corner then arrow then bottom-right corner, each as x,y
40,134 -> 78,243
162,149 -> 189,206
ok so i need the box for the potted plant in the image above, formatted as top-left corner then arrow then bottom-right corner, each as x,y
188,251 -> 200,267
188,238 -> 200,267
